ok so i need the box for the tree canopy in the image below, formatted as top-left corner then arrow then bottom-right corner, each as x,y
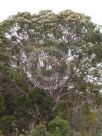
0,10 -> 102,136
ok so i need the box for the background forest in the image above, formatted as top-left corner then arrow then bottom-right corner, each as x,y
0,10 -> 102,136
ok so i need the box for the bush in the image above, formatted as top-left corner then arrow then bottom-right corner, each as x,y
49,117 -> 72,136
29,117 -> 72,136
29,123 -> 50,136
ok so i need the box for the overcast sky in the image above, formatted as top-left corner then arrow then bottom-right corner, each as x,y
0,0 -> 102,25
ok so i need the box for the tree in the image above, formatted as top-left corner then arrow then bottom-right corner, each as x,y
0,10 -> 102,135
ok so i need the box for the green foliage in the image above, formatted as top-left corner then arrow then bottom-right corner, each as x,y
29,124 -> 50,136
79,104 -> 98,136
0,10 -> 102,135
0,92 -> 5,112
28,117 -> 71,136
28,88 -> 55,122
49,117 -> 72,136
0,115 -> 15,135
13,88 -> 55,133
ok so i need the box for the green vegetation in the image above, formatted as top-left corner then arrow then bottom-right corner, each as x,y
0,10 -> 102,136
